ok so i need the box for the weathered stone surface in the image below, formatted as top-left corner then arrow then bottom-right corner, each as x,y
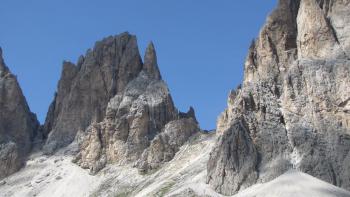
43,32 -> 144,153
143,42 -> 162,80
72,40 -> 199,174
136,116 -> 199,173
207,118 -> 258,193
207,0 -> 350,195
0,48 -> 39,179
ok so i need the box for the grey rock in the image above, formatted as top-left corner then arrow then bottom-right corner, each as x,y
43,32 -> 144,153
136,117 -> 199,173
72,40 -> 199,174
143,42 -> 162,80
55,176 -> 62,180
0,48 -> 39,179
0,180 -> 6,186
207,118 -> 258,193
207,0 -> 350,195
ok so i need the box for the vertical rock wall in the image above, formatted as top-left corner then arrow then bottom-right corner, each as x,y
207,0 -> 350,195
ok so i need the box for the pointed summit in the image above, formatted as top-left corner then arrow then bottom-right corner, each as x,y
43,33 -> 144,153
143,42 -> 161,80
0,47 -> 9,76
0,47 -> 4,68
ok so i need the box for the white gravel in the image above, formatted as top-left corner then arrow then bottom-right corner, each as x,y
1,133 -> 349,197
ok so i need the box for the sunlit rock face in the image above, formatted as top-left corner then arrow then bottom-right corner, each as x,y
74,71 -> 199,173
0,48 -> 39,179
41,32 -> 199,173
207,0 -> 350,195
74,40 -> 199,174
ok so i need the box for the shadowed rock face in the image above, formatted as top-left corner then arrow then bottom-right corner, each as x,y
207,0 -> 350,195
43,32 -> 144,153
0,48 -> 39,179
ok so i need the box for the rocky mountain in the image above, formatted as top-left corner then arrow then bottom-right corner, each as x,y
0,47 -> 39,179
2,1 -> 350,196
207,0 -> 350,195
43,33 -> 144,153
42,32 -> 199,173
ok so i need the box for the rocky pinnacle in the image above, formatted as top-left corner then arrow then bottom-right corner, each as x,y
43,33 -> 144,153
37,32 -> 200,173
143,42 -> 162,80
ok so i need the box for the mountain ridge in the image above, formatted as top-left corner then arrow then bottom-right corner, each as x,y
0,0 -> 349,196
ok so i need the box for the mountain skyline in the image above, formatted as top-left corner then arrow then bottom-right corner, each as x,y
0,0 -> 276,130
1,1 -> 350,196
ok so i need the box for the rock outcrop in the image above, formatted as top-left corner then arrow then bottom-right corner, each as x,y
0,47 -> 39,179
136,113 -> 199,173
207,0 -> 350,195
43,32 -> 144,153
42,33 -> 199,173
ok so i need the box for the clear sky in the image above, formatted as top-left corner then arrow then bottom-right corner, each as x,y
0,0 -> 276,130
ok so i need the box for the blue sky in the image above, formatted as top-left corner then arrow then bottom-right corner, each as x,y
0,0 -> 276,130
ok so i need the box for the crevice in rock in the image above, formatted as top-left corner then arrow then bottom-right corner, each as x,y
97,63 -> 109,99
338,98 -> 350,108
244,92 -> 256,111
330,163 -> 337,186
280,114 -> 286,125
316,0 -> 334,15
285,34 -> 298,50
267,36 -> 280,64
325,17 -> 340,44
248,40 -> 258,69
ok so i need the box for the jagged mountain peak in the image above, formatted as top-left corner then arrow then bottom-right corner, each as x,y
35,32 -> 200,174
1,2 -> 349,196
43,32 -> 144,153
143,41 -> 162,80
72,36 -> 199,174
0,47 -> 9,75
0,47 -> 2,61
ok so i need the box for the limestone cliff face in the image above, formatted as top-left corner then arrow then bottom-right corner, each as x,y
207,0 -> 350,195
0,48 -> 39,179
43,33 -> 144,153
42,33 -> 199,173
73,41 -> 199,174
